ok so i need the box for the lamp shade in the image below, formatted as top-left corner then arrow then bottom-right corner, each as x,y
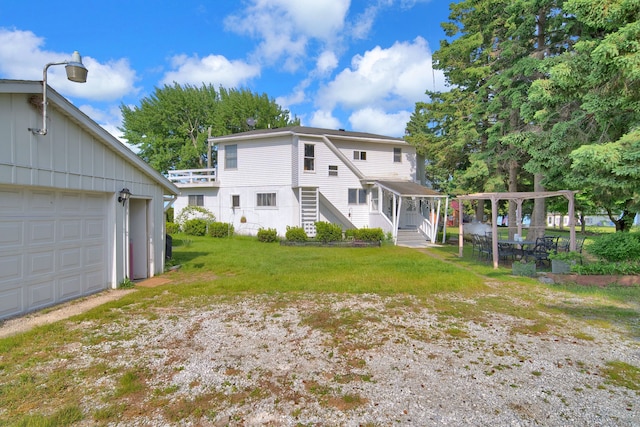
65,51 -> 88,83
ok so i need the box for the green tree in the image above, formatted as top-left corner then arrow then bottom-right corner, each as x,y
120,83 -> 299,173
406,0 -> 576,235
526,0 -> 640,231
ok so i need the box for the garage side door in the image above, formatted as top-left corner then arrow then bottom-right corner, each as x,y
0,187 -> 109,320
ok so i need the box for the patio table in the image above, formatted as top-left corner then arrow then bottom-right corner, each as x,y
497,239 -> 536,260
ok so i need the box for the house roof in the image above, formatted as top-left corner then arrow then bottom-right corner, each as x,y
376,180 -> 443,197
0,80 -> 179,195
210,126 -> 407,145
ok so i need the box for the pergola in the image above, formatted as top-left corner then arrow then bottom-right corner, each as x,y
456,190 -> 578,269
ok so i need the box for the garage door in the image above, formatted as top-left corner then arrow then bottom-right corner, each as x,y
0,187 -> 109,320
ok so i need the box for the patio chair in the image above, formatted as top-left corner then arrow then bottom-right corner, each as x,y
525,236 -> 558,266
470,234 -> 481,258
479,235 -> 493,260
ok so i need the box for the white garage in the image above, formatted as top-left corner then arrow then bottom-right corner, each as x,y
0,80 -> 179,320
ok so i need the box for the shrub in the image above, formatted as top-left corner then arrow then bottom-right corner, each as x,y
166,222 -> 180,234
165,207 -> 174,223
183,219 -> 207,236
345,227 -> 384,242
286,226 -> 308,242
257,228 -> 279,243
315,221 -> 343,243
175,206 -> 215,230
208,222 -> 234,238
588,232 -> 640,262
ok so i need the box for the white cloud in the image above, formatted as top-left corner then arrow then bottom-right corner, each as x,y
160,54 -> 260,88
79,104 -> 128,143
316,50 -> 339,76
349,107 -> 411,137
316,36 -> 443,111
224,0 -> 349,70
309,110 -> 342,129
349,4 -> 378,40
0,28 -> 140,102
276,78 -> 310,109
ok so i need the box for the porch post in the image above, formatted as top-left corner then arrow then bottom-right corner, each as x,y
432,197 -> 440,243
392,194 -> 398,243
441,196 -> 448,244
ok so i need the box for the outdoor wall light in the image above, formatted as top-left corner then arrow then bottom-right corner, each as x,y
118,188 -> 132,206
29,51 -> 88,135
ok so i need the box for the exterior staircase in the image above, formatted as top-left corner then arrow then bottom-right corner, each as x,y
396,228 -> 438,248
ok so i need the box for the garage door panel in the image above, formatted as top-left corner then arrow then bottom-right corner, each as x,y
0,188 -> 24,214
26,279 -> 55,310
28,220 -> 56,245
85,194 -> 105,212
85,244 -> 104,267
0,253 -> 22,281
85,269 -> 106,293
0,286 -> 22,319
85,219 -> 105,239
60,192 -> 82,213
0,221 -> 23,246
60,219 -> 82,241
28,191 -> 55,213
59,274 -> 83,300
60,247 -> 82,269
27,250 -> 55,276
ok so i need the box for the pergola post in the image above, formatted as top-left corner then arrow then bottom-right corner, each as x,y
458,199 -> 464,258
491,196 -> 499,269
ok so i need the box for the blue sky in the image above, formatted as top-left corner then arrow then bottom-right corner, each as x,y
0,0 -> 451,141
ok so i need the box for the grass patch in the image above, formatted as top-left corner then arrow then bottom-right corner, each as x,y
601,361 -> 640,390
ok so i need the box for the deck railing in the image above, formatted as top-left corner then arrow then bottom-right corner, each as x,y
167,168 -> 217,185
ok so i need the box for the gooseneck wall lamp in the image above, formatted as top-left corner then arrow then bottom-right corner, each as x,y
118,188 -> 132,206
29,51 -> 88,135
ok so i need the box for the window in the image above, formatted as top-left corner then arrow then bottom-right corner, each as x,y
225,144 -> 237,169
394,147 -> 402,163
231,195 -> 240,208
257,192 -> 277,207
353,150 -> 367,160
188,195 -> 204,206
304,144 -> 315,171
348,188 -> 367,204
328,165 -> 338,176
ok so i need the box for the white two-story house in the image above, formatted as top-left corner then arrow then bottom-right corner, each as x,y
170,126 -> 445,245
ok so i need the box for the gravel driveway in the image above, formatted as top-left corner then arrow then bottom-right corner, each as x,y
18,287 -> 635,426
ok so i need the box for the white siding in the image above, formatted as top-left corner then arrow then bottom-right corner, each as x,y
333,140 -> 416,181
